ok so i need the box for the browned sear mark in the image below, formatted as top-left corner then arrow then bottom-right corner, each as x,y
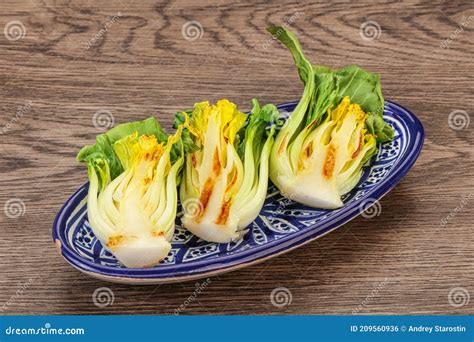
351,134 -> 364,159
278,134 -> 288,155
195,150 -> 221,223
215,199 -> 232,225
152,231 -> 165,237
106,235 -> 124,249
304,141 -> 313,158
307,119 -> 318,131
225,168 -> 238,193
298,141 -> 314,170
197,177 -> 215,222
323,145 -> 336,179
152,149 -> 161,161
213,148 -> 221,175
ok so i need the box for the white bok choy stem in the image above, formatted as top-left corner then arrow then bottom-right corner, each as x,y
267,26 -> 387,209
78,118 -> 184,268
178,99 -> 278,243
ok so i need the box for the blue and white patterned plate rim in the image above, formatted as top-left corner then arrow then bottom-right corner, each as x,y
53,100 -> 424,281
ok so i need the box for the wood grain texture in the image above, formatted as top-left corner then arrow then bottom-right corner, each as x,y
0,0 -> 473,315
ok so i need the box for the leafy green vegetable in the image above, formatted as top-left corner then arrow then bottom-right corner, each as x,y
173,109 -> 199,154
178,99 -> 278,243
77,118 -> 184,268
77,117 -> 170,181
267,26 -> 393,142
267,26 -> 392,209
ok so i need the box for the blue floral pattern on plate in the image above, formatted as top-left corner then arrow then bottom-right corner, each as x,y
53,100 -> 424,283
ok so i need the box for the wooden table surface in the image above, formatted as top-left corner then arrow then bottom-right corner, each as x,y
0,0 -> 473,315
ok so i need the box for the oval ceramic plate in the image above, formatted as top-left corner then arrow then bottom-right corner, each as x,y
53,100 -> 424,284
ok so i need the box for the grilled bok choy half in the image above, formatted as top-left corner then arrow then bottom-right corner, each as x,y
77,118 -> 184,268
267,26 -> 394,209
176,99 -> 278,243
